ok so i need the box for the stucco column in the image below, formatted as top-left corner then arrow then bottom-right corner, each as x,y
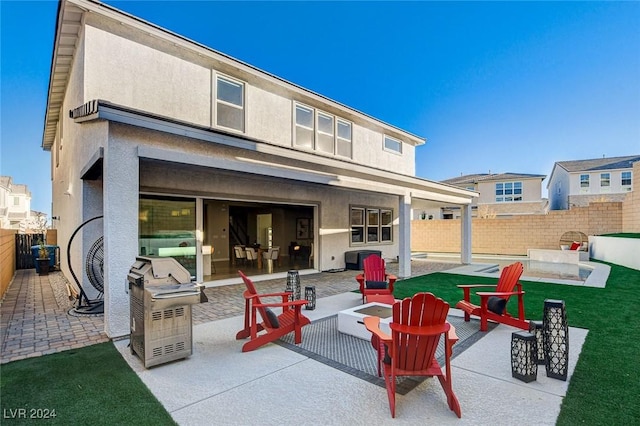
81,180 -> 103,300
398,193 -> 412,278
461,204 -> 472,264
103,136 -> 139,338
195,197 -> 203,282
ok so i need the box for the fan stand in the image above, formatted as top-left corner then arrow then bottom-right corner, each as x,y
67,216 -> 105,315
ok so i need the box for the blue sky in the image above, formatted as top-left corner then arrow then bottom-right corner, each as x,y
1,1 -> 639,215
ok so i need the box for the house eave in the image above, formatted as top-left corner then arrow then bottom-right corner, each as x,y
72,99 -> 475,205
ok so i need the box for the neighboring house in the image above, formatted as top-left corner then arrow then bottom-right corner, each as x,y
43,0 -> 476,337
0,176 -> 33,230
417,173 -> 547,219
547,155 -> 639,210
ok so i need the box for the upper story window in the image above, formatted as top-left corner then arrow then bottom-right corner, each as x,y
600,173 -> 610,189
383,135 -> 402,154
216,75 -> 245,132
13,196 -> 20,206
294,103 -> 352,158
580,174 -> 589,192
316,112 -> 334,154
621,171 -> 632,187
495,181 -> 522,202
336,119 -> 352,158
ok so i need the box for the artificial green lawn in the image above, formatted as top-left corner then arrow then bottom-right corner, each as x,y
0,342 -> 176,425
393,261 -> 640,425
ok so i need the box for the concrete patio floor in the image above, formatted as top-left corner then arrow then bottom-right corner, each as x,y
1,260 -> 588,425
115,290 -> 586,425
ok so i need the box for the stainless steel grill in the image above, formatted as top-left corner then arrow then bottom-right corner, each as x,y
127,256 -> 205,368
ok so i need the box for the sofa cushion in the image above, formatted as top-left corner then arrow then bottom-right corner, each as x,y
487,296 -> 507,315
263,307 -> 280,328
366,280 -> 388,289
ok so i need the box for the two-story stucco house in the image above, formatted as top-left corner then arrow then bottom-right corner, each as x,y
0,176 -> 34,230
547,155 -> 639,210
42,0 -> 476,337
416,172 -> 547,219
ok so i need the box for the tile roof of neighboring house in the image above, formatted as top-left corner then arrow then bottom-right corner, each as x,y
442,172 -> 546,185
0,176 -> 12,188
10,184 -> 30,196
556,155 -> 640,173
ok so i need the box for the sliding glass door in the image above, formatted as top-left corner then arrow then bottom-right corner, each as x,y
138,196 -> 196,276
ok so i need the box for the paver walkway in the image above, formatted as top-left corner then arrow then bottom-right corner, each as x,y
1,260 -> 458,363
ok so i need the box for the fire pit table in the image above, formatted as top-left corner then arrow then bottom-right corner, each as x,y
338,302 -> 394,340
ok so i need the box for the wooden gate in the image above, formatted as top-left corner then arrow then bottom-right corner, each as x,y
15,233 -> 43,269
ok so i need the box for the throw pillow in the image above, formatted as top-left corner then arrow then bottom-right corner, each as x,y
487,296 -> 507,315
569,242 -> 581,251
263,307 -> 280,328
366,280 -> 388,289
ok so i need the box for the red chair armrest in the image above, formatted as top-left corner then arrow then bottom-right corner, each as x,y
254,300 -> 307,308
457,284 -> 498,289
356,273 -> 365,290
363,316 -> 391,343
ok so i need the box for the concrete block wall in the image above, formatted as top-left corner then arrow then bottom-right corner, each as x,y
412,202 -> 624,255
622,162 -> 640,232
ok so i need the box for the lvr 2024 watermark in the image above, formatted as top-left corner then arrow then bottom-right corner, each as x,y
3,408 -> 57,419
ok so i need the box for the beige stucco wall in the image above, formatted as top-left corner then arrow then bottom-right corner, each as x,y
622,162 -> 640,232
79,20 -> 417,177
83,25 -> 212,127
412,202 -> 624,255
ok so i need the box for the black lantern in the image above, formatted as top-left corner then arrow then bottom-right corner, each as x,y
543,299 -> 569,381
304,286 -> 316,310
511,331 -> 538,383
528,320 -> 545,365
286,270 -> 301,301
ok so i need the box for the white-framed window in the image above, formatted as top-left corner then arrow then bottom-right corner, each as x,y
383,135 -> 402,154
495,181 -> 522,202
13,196 -> 20,206
621,171 -> 632,187
215,75 -> 245,132
350,207 -> 365,243
293,103 -> 352,158
316,111 -> 334,154
580,174 -> 589,192
380,209 -> 392,242
600,173 -> 611,190
367,209 -> 379,243
351,206 -> 393,244
336,119 -> 352,158
294,104 -> 315,149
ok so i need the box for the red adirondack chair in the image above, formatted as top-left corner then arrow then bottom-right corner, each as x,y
235,271 -> 311,352
455,261 -> 528,332
364,292 -> 461,418
355,254 -> 397,304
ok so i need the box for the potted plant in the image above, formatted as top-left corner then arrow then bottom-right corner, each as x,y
37,238 -> 50,276
33,212 -> 51,276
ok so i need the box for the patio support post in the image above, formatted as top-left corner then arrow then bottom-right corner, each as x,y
461,204 -> 472,264
195,197 -> 203,283
103,138 -> 139,338
398,193 -> 411,278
